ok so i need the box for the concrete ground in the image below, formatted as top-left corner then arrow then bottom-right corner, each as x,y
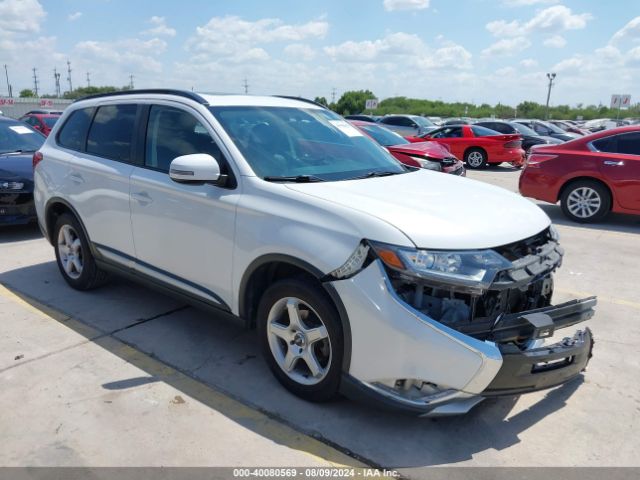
1,167 -> 639,476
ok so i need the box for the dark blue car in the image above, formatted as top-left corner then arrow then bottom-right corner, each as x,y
0,116 -> 45,225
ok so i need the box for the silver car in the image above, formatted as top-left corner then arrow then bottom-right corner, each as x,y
378,114 -> 437,138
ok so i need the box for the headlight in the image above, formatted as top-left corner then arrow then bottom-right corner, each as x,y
370,241 -> 513,292
0,181 -> 24,190
409,155 -> 442,171
549,224 -> 560,241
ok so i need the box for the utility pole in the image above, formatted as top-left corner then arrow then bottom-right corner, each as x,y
242,77 -> 249,94
86,71 -> 91,88
545,72 -> 556,120
54,68 -> 61,97
129,74 -> 134,89
4,64 -> 12,98
32,67 -> 39,97
331,87 -> 336,104
66,60 -> 73,93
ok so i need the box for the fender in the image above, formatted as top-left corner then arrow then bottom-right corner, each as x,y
44,197 -> 95,252
239,253 -> 352,372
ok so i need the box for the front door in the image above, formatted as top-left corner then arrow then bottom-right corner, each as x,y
129,104 -> 240,309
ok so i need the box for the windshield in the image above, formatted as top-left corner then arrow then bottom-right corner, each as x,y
358,123 -> 409,146
0,122 -> 44,154
511,122 -> 537,136
43,117 -> 59,128
210,106 -> 406,181
413,116 -> 434,127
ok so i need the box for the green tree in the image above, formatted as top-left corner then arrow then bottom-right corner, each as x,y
334,90 -> 376,115
62,85 -> 121,100
314,96 -> 329,107
19,89 -> 36,98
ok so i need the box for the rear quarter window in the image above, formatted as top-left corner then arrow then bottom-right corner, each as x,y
57,108 -> 95,152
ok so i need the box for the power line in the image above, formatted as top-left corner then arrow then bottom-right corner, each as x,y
66,60 -> 73,93
54,68 -> 61,97
32,67 -> 39,97
4,64 -> 12,98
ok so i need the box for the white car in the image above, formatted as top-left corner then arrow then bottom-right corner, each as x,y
33,90 -> 595,416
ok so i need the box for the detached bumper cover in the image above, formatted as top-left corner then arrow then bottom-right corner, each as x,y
483,327 -> 594,396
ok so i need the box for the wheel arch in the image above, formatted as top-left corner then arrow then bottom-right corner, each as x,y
557,176 -> 614,204
239,254 -> 352,372
44,197 -> 92,247
464,146 -> 487,160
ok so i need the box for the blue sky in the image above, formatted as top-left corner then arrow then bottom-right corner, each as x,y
1,0 -> 639,106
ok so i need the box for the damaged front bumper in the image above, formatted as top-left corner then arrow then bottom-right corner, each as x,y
483,327 -> 594,396
331,256 -> 596,416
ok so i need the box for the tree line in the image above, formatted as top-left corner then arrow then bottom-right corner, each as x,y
17,85 -> 637,120
315,90 -> 640,120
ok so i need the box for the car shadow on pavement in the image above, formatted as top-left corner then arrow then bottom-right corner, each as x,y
537,204 -> 640,235
0,223 -> 42,244
0,260 -> 584,469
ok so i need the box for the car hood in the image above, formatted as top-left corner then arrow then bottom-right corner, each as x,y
0,152 -> 34,180
285,170 -> 550,250
387,141 -> 453,160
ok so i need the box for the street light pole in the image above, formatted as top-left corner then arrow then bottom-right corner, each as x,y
545,72 -> 556,120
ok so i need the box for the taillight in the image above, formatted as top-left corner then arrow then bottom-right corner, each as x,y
526,154 -> 557,168
33,151 -> 43,170
504,140 -> 522,149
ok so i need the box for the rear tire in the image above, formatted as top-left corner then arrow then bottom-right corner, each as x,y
54,213 -> 109,290
464,148 -> 487,169
560,180 -> 611,223
257,278 -> 342,402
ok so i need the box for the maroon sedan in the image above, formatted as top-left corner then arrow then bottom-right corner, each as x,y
349,120 -> 465,176
19,113 -> 60,137
519,126 -> 640,222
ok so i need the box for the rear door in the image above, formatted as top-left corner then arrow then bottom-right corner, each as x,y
593,132 -> 640,211
56,104 -> 138,263
129,103 -> 239,309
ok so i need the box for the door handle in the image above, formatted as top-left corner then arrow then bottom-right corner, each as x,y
603,160 -> 624,166
131,191 -> 153,205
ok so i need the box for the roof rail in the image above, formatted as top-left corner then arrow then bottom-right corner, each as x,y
74,89 -> 209,105
273,95 -> 328,109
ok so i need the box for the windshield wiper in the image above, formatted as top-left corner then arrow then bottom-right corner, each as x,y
263,175 -> 325,183
348,170 -> 402,180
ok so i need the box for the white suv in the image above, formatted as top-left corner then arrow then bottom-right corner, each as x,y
33,90 -> 595,416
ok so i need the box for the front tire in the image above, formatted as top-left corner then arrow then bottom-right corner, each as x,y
257,278 -> 342,402
54,213 -> 109,290
560,180 -> 611,223
464,148 -> 487,169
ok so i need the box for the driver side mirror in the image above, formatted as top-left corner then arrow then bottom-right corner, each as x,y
169,154 -> 225,185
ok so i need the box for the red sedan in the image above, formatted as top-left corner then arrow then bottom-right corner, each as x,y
18,113 -> 60,137
349,120 -> 465,175
406,124 -> 525,169
519,126 -> 640,222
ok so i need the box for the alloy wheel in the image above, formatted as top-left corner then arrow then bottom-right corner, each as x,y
57,224 -> 84,279
567,187 -> 602,219
467,151 -> 484,168
266,297 -> 332,386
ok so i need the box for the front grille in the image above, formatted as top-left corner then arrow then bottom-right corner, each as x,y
0,192 -> 33,206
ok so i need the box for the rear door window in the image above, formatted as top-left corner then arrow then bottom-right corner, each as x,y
57,107 -> 95,152
594,132 -> 640,155
86,104 -> 137,162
